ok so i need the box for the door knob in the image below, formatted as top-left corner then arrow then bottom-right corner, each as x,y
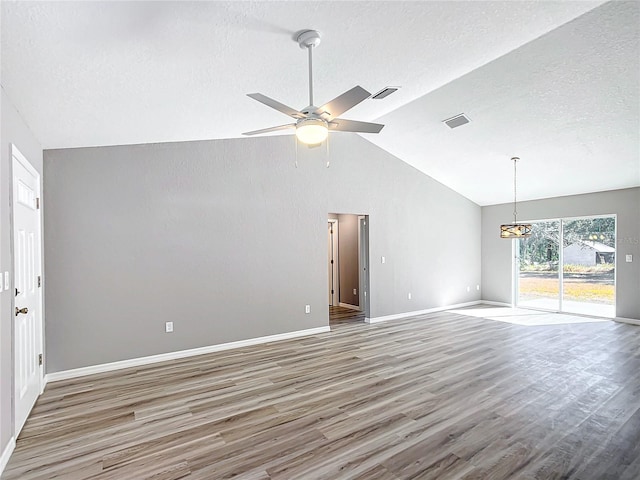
15,307 -> 28,316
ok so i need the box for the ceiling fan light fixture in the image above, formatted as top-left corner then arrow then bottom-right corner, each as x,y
295,118 -> 328,145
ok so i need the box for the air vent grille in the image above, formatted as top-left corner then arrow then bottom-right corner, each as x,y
371,87 -> 400,100
443,113 -> 470,129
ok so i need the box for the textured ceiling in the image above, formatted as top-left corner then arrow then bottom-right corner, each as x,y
2,1 -> 638,205
369,1 -> 640,205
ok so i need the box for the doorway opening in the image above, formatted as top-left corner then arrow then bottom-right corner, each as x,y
516,215 -> 616,318
327,214 -> 369,325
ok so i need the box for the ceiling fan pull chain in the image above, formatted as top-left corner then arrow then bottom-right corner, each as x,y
326,134 -> 330,168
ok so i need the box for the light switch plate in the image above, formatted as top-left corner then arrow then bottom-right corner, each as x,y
305,305 -> 311,314
626,254 -> 633,263
381,256 -> 385,264
165,321 -> 174,333
4,272 -> 8,291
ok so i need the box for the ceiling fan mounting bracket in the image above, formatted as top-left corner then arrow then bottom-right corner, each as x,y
297,30 -> 321,49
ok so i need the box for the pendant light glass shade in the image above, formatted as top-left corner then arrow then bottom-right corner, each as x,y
500,157 -> 532,239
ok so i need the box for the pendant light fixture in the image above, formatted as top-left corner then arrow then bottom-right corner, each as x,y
500,157 -> 532,238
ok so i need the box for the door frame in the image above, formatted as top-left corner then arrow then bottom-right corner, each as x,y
328,219 -> 339,306
357,216 -> 369,315
10,143 -> 44,437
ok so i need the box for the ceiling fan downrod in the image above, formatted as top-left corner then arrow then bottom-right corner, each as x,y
297,30 -> 322,109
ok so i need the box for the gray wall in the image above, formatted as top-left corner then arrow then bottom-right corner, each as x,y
44,133 -> 482,372
337,214 -> 359,307
481,188 -> 640,320
0,88 -> 44,458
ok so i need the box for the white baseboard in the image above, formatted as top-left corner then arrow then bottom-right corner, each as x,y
0,437 -> 16,477
338,302 -> 361,311
615,316 -> 640,326
47,326 -> 330,382
480,300 -> 513,307
366,300 -> 482,324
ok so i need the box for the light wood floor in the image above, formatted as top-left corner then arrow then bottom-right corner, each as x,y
4,309 -> 640,479
329,305 -> 365,325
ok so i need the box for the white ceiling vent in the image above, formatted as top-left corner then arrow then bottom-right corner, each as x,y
443,113 -> 470,129
371,87 -> 400,100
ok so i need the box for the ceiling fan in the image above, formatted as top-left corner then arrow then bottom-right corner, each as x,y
243,30 -> 384,145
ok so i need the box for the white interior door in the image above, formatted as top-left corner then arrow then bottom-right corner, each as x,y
12,145 -> 43,436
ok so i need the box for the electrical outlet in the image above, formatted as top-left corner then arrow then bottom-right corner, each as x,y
353,288 -> 357,295
408,292 -> 412,300
165,321 -> 173,333
381,256 -> 385,264
305,305 -> 311,314
476,285 -> 480,291
467,286 -> 470,292
626,254 -> 633,263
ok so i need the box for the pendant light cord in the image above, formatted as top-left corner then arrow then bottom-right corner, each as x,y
513,157 -> 518,224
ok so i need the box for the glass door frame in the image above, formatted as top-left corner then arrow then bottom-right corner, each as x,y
514,213 -> 617,317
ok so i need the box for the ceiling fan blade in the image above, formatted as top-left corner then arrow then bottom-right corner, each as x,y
242,124 -> 295,136
315,86 -> 371,120
247,93 -> 305,119
329,119 -> 384,134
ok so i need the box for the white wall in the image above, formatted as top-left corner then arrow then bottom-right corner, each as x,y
482,188 -> 640,320
44,133 -> 482,373
0,87 -> 44,465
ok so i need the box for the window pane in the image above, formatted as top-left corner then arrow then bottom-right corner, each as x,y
518,220 -> 560,311
562,217 -> 615,317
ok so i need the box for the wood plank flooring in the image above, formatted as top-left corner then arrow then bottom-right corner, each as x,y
3,308 -> 640,479
329,305 -> 365,325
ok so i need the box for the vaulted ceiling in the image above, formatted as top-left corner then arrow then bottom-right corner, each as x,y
1,1 -> 638,205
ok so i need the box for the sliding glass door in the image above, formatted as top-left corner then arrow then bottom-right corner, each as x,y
562,218 -> 616,317
516,216 -> 615,318
517,220 -> 560,311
